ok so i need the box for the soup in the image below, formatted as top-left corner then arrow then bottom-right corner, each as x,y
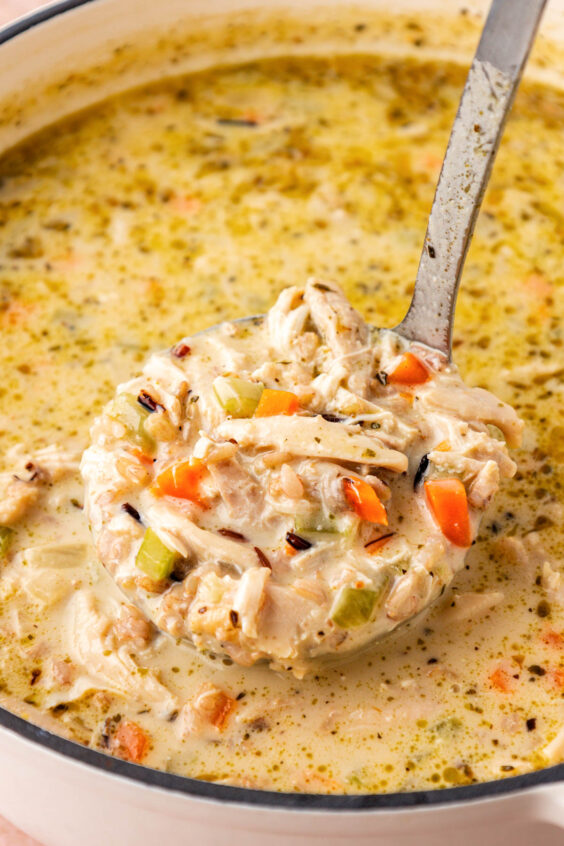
0,47 -> 563,793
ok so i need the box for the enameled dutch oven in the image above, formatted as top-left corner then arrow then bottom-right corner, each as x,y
0,1 -> 563,843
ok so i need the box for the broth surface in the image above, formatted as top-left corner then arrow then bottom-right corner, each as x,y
0,51 -> 563,793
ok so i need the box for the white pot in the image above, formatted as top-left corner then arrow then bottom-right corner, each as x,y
0,1 -> 563,843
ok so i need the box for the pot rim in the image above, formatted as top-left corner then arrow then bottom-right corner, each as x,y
0,0 -> 563,812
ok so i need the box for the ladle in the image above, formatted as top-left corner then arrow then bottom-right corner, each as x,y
396,0 -> 547,356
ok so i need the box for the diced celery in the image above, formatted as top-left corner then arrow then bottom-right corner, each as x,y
331,571 -> 391,628
0,526 -> 14,558
136,528 -> 179,581
295,510 -> 338,537
487,424 -> 505,442
213,376 -> 264,418
108,393 -> 155,453
331,586 -> 378,628
431,717 -> 463,738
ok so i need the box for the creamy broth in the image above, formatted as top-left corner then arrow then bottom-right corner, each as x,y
0,51 -> 563,793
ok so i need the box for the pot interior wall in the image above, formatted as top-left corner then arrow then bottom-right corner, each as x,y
0,0 -> 563,156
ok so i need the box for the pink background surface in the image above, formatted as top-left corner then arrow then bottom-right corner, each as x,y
1,3 -> 70,845
0,0 -> 51,27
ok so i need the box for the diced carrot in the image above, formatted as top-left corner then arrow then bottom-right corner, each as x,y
130,448 -> 155,468
52,250 -> 81,270
170,195 -> 201,215
388,352 -> 429,385
0,300 -> 35,328
424,478 -> 472,547
434,441 -> 451,452
297,768 -> 345,794
211,692 -> 236,729
364,533 -> 395,554
152,458 -> 207,505
399,392 -> 414,405
343,477 -> 388,525
254,388 -> 299,417
542,629 -> 564,648
525,272 -> 553,299
110,720 -> 150,763
414,152 -> 443,177
285,543 -> 298,557
143,277 -> 165,305
144,95 -> 168,115
489,666 -> 514,693
242,109 -> 268,125
196,685 -> 236,730
549,668 -> 564,690
522,273 -> 553,324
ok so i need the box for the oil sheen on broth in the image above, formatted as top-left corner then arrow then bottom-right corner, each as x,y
0,50 -> 563,793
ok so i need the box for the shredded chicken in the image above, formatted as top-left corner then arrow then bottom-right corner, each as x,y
0,445 -> 82,525
112,603 -> 154,649
435,591 -> 505,626
82,279 -> 521,673
0,477 -> 41,525
177,682 -> 236,739
207,457 -> 264,520
420,380 -> 523,448
46,591 -> 177,718
216,416 -> 407,472
542,725 -> 564,765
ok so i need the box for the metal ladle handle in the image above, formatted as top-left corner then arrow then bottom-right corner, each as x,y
395,0 -> 548,358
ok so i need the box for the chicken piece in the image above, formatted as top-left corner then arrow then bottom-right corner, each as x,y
191,435 -> 238,464
108,719 -> 150,763
207,457 -> 264,521
541,561 -> 561,600
420,379 -> 523,448
178,682 -> 236,738
364,474 -> 391,502
82,446 -> 150,529
26,445 -> 81,481
304,278 -> 373,397
429,433 -> 515,482
256,583 -> 318,660
96,507 -> 145,575
144,501 -> 260,572
266,285 -> 316,362
493,532 -> 554,582
252,359 -> 315,393
232,566 -> 270,638
468,460 -> 501,508
304,278 -> 369,359
50,659 -> 75,687
45,591 -> 177,718
542,725 -> 564,765
279,463 -> 304,499
187,572 -> 237,639
143,410 -> 178,442
385,566 -> 432,622
112,603 -> 154,649
0,476 -> 41,525
216,416 -> 407,472
294,459 -> 348,513
434,591 -> 504,626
